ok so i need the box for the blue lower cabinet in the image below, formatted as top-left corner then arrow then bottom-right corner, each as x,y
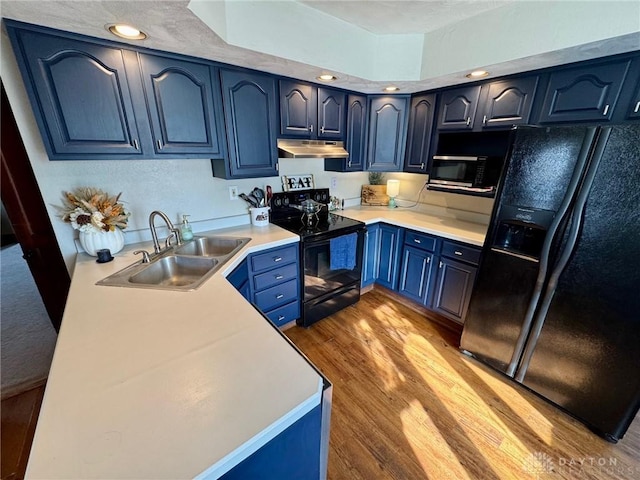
398,246 -> 435,305
219,405 -> 321,480
265,301 -> 300,328
227,259 -> 250,300
361,224 -> 380,287
375,224 -> 403,290
254,279 -> 298,312
431,257 -> 478,323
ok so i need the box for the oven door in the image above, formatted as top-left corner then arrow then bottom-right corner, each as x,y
301,228 -> 364,326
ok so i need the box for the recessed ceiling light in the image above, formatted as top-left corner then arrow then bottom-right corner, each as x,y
384,86 -> 400,92
466,70 -> 490,79
317,74 -> 337,82
107,24 -> 147,40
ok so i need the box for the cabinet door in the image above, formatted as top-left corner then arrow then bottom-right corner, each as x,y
398,246 -> 434,304
137,54 -> 224,157
219,70 -> 279,178
626,82 -> 640,120
345,94 -> 367,171
437,86 -> 481,130
367,96 -> 409,172
375,225 -> 403,290
280,80 -> 316,137
361,223 -> 380,287
404,94 -> 436,173
10,28 -> 142,158
538,60 -> 631,123
432,257 -> 477,323
480,77 -> 539,129
317,87 -> 345,139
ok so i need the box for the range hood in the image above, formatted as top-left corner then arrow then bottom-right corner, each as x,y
277,139 -> 349,158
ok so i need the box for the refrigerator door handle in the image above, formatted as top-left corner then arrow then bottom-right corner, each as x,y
505,127 -> 599,377
514,127 -> 613,381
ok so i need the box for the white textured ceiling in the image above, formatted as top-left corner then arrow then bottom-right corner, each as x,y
2,1 -> 639,93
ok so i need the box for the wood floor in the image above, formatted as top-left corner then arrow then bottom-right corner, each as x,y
286,288 -> 640,480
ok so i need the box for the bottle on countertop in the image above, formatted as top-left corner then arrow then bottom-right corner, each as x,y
180,214 -> 194,241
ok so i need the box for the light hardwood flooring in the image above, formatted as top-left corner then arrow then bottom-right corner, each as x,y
286,288 -> 640,480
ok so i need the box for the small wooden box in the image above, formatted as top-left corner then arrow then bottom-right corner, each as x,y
361,185 -> 389,206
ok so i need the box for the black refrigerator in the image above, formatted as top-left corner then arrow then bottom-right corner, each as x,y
460,124 -> 640,442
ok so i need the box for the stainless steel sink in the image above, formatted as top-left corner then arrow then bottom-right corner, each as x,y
97,235 -> 251,291
173,236 -> 250,257
129,255 -> 218,288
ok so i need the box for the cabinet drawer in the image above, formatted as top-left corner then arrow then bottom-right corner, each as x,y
254,278 -> 298,312
441,241 -> 481,265
251,244 -> 298,273
253,262 -> 298,291
265,301 -> 300,327
404,231 -> 437,252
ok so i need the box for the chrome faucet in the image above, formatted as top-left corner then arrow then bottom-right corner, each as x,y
148,210 -> 182,254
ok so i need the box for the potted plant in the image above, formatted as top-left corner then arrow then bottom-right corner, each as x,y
57,188 -> 130,256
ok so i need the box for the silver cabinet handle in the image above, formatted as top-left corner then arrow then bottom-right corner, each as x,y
273,256 -> 282,262
278,315 -> 285,321
482,115 -> 487,125
133,139 -> 139,150
439,261 -> 443,268
321,126 -> 325,134
454,251 -> 463,256
414,239 -> 421,244
634,101 -> 640,113
157,139 -> 163,150
309,124 -> 314,133
603,104 -> 610,116
276,294 -> 284,299
348,160 -> 352,168
275,274 -> 284,280
466,117 -> 471,126
420,162 -> 425,170
426,257 -> 430,264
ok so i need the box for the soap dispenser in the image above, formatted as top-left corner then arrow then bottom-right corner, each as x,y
180,215 -> 194,241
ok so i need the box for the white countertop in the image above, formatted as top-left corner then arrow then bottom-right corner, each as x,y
26,225 -> 322,480
27,210 -> 487,479
339,205 -> 488,247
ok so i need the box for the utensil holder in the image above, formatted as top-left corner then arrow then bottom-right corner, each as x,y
250,207 -> 270,227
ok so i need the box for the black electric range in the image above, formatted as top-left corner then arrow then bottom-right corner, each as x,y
270,188 -> 365,327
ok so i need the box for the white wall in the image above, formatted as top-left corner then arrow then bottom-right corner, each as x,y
1,26 -> 492,275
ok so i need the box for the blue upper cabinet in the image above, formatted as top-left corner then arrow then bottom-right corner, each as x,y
137,53 -> 225,157
280,80 -> 316,137
404,94 -> 436,173
537,59 -> 631,124
216,70 -> 279,178
279,81 -> 346,139
367,96 -> 409,171
627,82 -> 640,120
317,87 -> 346,139
479,77 -> 539,129
437,86 -> 482,130
326,94 -> 367,172
8,27 -> 144,159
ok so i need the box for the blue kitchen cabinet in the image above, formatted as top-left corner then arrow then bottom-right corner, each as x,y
479,76 -> 539,129
247,244 -> 301,328
325,94 -> 367,172
375,224 -> 403,290
227,258 -> 250,300
404,93 -> 436,173
279,81 -> 346,139
431,241 -> 480,323
366,96 -> 410,171
215,70 -> 279,178
627,82 -> 640,120
361,223 -> 380,287
398,230 -> 439,304
537,59 -> 632,124
137,53 -> 225,157
437,86 -> 482,130
7,27 -> 144,159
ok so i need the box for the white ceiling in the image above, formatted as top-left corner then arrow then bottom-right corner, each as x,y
2,1 -> 639,93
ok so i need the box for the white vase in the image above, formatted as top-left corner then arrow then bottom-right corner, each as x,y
79,229 -> 125,256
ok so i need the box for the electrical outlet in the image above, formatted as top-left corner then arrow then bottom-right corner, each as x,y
330,177 -> 337,189
229,186 -> 239,200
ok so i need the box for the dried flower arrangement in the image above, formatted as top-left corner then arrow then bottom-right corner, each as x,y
57,187 -> 130,233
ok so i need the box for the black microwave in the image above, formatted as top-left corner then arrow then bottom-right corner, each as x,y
428,155 -> 501,192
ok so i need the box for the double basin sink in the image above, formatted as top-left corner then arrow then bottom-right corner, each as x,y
97,236 -> 251,291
